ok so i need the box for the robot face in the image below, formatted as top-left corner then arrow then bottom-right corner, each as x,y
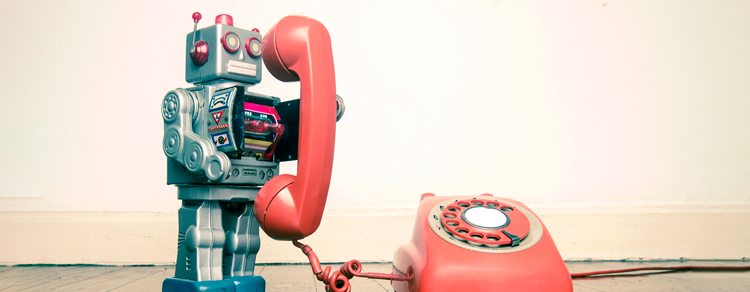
185,14 -> 263,84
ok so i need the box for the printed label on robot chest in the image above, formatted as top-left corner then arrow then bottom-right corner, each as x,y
208,124 -> 229,132
210,133 -> 232,148
211,110 -> 224,124
209,92 -> 230,110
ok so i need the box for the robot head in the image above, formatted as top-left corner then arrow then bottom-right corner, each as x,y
185,12 -> 263,85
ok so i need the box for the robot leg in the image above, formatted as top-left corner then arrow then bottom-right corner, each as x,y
221,202 -> 261,277
165,199 -> 264,292
221,202 -> 266,291
175,200 -> 225,281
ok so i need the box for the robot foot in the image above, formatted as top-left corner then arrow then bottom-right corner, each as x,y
230,275 -> 266,291
162,276 -> 265,292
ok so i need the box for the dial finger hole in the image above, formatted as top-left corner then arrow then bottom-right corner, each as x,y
471,200 -> 484,206
456,228 -> 469,234
457,201 -> 470,208
500,206 -> 514,212
470,233 -> 484,240
443,213 -> 456,219
448,207 -> 460,212
487,202 -> 498,207
446,220 -> 459,227
467,240 -> 483,246
486,234 -> 501,241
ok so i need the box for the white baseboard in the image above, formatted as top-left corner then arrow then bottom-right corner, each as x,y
1,205 -> 748,265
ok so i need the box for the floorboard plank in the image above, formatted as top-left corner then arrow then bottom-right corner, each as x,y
2,267 -> 80,292
53,267 -> 125,291
82,267 -> 167,291
22,267 -> 121,292
107,267 -> 173,292
0,261 -> 748,292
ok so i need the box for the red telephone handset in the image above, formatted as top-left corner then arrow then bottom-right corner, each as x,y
254,15 -> 337,240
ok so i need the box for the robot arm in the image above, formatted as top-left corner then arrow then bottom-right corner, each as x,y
162,88 -> 231,182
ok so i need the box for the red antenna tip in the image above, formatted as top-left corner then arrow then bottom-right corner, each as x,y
192,12 -> 202,23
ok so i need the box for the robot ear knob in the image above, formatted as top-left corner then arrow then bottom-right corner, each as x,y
335,95 -> 345,121
190,40 -> 209,66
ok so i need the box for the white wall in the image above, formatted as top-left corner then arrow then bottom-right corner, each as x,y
1,0 -> 749,213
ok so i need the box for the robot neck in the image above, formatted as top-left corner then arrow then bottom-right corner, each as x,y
196,79 -> 255,89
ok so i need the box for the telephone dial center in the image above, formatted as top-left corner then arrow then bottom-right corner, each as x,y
462,206 -> 509,229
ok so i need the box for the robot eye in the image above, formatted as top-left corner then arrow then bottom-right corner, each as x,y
222,32 -> 241,53
245,37 -> 262,58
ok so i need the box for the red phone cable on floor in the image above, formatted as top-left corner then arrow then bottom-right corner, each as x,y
293,240 -> 413,292
571,265 -> 750,278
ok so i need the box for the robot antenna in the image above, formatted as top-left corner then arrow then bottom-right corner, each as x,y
190,12 -> 202,53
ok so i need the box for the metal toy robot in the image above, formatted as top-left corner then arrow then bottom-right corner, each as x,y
162,10 -> 342,291
161,12 -> 281,292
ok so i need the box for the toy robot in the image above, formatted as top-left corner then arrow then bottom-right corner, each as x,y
160,12 -> 341,292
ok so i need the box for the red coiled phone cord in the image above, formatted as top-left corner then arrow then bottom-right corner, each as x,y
292,240 -> 412,292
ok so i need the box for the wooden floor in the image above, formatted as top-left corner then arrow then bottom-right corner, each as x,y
0,261 -> 748,291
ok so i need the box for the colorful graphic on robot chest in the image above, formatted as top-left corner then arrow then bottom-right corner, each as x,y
211,111 -> 224,125
210,132 -> 232,148
208,91 -> 230,134
244,103 -> 282,159
207,89 -> 237,150
209,92 -> 230,111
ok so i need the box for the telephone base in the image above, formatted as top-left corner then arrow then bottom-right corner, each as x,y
162,276 -> 265,292
392,194 -> 572,292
